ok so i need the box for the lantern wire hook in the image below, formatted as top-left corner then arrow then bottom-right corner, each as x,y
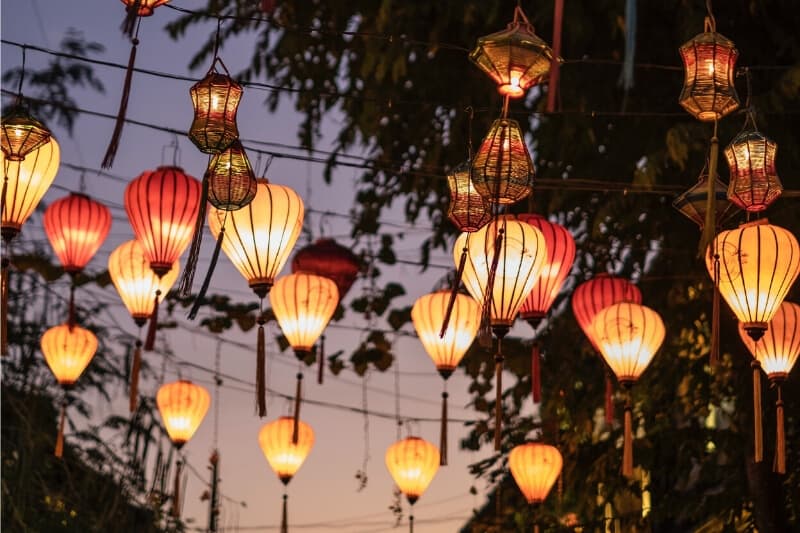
704,0 -> 716,32
213,18 -> 223,61
17,45 -> 27,98
464,106 -> 475,160
78,172 -> 87,193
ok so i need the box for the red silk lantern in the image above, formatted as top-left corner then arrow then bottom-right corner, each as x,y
572,275 -> 642,352
724,129 -> 782,212
291,238 -> 362,300
44,193 -> 111,275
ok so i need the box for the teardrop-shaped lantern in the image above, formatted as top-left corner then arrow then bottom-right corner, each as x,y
291,238 -> 362,300
207,140 -> 257,211
469,6 -> 558,98
446,161 -> 492,233
108,240 -> 180,327
509,442 -> 563,504
385,436 -> 440,505
1,104 -> 51,162
518,214 -> 576,327
706,220 -> 800,340
156,379 -> 211,449
270,272 -> 339,357
1,137 -> 60,242
44,193 -> 112,274
471,118 -> 534,205
739,301 -> 800,381
40,323 -> 98,386
678,20 -> 739,121
209,179 -> 304,298
724,130 -> 782,212
258,416 -> 315,484
572,274 -> 642,352
125,166 -> 202,277
591,302 -> 665,386
189,60 -> 242,154
673,170 -> 737,229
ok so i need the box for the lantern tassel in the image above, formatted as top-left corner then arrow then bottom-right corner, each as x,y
605,373 -> 615,424
440,246 -> 467,338
180,172 -> 210,299
102,38 -> 138,169
317,335 -> 325,385
188,225 -> 224,320
1,258 -> 8,357
292,372 -> 303,444
409,514 -> 414,533
531,341 -> 541,404
67,282 -> 76,329
774,385 -> 785,475
54,400 -> 66,459
172,459 -> 182,518
281,493 -> 288,533
698,119 -> 719,255
752,360 -> 763,463
440,390 -> 448,466
256,316 -> 267,417
494,337 -> 504,452
623,396 -> 634,478
710,252 -> 720,366
121,0 -> 142,37
144,290 -> 160,351
129,339 -> 142,413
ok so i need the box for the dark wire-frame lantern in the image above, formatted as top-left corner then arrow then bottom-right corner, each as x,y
189,58 -> 243,155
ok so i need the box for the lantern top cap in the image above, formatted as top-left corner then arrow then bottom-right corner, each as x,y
681,27 -> 737,50
471,7 -> 561,64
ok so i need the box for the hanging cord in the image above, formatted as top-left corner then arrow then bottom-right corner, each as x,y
256,298 -> 267,417
439,381 -> 448,466
16,45 -> 26,98
121,0 -> 143,37
291,370 -> 303,444
144,288 -> 161,351
317,334 -> 325,384
699,118 -> 719,257
129,337 -> 143,412
356,369 -> 371,491
752,360 -> 763,463
773,382 -> 785,474
103,18 -> 140,168
622,386 -> 634,478
213,340 -> 222,449
188,210 -> 227,319
280,491 -> 289,533
494,335 -> 504,451
705,0 -> 717,33
54,393 -> 67,458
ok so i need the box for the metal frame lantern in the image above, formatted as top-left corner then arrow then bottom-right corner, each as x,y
673,168 -> 737,229
724,127 -> 782,212
385,436 -> 440,532
447,161 -> 493,233
207,140 -> 257,211
1,104 -> 51,163
189,58 -> 242,155
471,118 -> 534,206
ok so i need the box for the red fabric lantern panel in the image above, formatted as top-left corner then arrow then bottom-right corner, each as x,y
724,130 -> 782,212
572,274 -> 642,352
44,193 -> 112,274
291,238 -> 362,300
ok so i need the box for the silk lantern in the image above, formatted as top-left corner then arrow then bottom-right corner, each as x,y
592,302 -> 665,478
411,290 -> 480,465
739,301 -> 800,473
385,436 -> 440,532
156,379 -> 211,448
209,178 -> 304,417
724,129 -> 782,212
189,58 -> 242,154
471,118 -> 534,206
509,442 -> 563,504
40,323 -> 98,458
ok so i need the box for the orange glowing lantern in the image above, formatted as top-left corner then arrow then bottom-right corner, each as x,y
509,442 -> 563,504
271,272 -> 339,358
44,193 -> 112,274
385,436 -> 440,506
258,416 -> 315,484
471,118 -> 534,205
724,129 -> 782,212
189,59 -> 242,154
156,379 -> 210,449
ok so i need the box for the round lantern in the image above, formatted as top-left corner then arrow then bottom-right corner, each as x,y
678,19 -> 739,121
446,161 -> 492,233
469,6 -> 557,98
1,104 -> 51,162
509,442 -> 563,504
724,130 -> 782,212
156,379 -> 211,449
270,272 -> 339,358
291,238 -> 362,300
207,140 -> 257,210
125,166 -> 201,277
706,221 -> 800,340
572,274 -> 642,352
1,137 -> 60,242
44,193 -> 112,274
518,214 -> 576,327
471,118 -> 534,205
40,323 -> 98,387
119,0 -> 169,17
385,436 -> 440,505
189,60 -> 242,154
258,416 -> 315,484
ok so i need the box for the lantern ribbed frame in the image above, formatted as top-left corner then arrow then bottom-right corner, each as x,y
1,105 -> 51,162
189,66 -> 242,154
518,214 -> 576,324
572,274 -> 642,353
208,179 -> 304,298
207,140 -> 257,211
468,8 -> 556,98
739,301 -> 800,381
44,193 -> 112,274
156,379 -> 210,447
591,302 -> 665,385
673,171 -> 737,228
471,118 -> 534,205
411,291 -> 481,377
455,215 -> 547,329
446,161 -> 492,232
119,0 -> 170,16
258,416 -> 315,484
509,442 -> 563,504
385,436 -> 440,505
270,272 -> 339,355
125,166 -> 201,277
724,130 -> 782,212
706,221 -> 800,336
291,238 -> 362,299
40,323 -> 98,386
108,240 -> 180,326
1,137 -> 59,241
679,30 -> 739,121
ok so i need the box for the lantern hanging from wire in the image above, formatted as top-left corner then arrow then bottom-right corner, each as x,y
1,103 -> 51,163
40,323 -> 98,458
509,442 -> 563,505
259,416 -> 315,533
471,118 -> 534,206
156,379 -> 211,449
739,301 -> 799,473
385,436 -> 440,532
209,178 -> 304,417
706,220 -> 800,341
456,214 -> 546,450
108,240 -> 179,411
673,168 -> 738,229
189,58 -> 242,155
469,5 -> 558,99
724,126 -> 782,212
291,238 -> 362,300
592,302 -> 665,478
411,290 -> 480,466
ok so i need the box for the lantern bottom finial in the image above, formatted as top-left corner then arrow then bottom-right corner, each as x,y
1,226 -> 20,243
279,474 -> 292,486
491,324 -> 510,340
522,313 -> 545,330
150,263 -> 173,278
437,368 -> 454,381
743,323 -> 767,342
406,495 -> 418,506
250,281 -> 273,299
